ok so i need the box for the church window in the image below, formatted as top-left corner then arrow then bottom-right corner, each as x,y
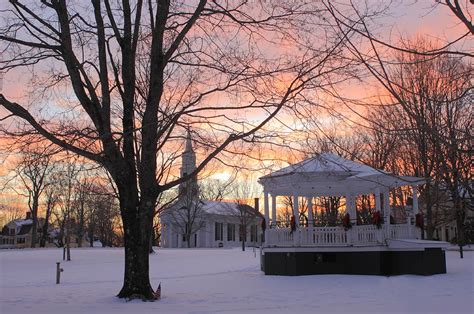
250,225 -> 257,242
227,224 -> 235,241
239,225 -> 247,242
215,222 -> 223,241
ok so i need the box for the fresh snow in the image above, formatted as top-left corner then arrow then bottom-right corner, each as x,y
1,247 -> 473,314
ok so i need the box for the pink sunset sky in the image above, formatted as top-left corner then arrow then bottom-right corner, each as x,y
0,1 -> 472,212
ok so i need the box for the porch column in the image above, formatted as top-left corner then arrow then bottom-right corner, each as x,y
307,196 -> 313,227
293,193 -> 299,227
271,195 -> 277,228
264,191 -> 270,228
264,191 -> 270,244
383,189 -> 391,237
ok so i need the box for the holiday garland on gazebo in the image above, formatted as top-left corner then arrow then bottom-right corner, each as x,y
372,211 -> 382,229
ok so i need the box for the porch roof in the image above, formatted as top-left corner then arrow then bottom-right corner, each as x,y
258,153 -> 424,196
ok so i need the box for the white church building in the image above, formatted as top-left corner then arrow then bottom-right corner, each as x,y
160,132 -> 263,248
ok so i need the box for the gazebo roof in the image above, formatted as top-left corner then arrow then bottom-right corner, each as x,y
258,153 -> 424,196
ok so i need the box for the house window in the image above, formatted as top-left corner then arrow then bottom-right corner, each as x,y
250,225 -> 257,242
9,228 -> 15,236
239,225 -> 247,242
17,238 -> 25,244
215,222 -> 223,241
227,224 -> 235,241
182,223 -> 189,242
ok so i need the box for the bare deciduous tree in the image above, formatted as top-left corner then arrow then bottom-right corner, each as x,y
13,148 -> 53,248
0,1 -> 370,299
165,188 -> 206,249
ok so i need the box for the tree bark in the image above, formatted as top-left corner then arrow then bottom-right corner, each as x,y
30,196 -> 39,248
40,202 -> 52,247
117,205 -> 155,300
115,179 -> 157,300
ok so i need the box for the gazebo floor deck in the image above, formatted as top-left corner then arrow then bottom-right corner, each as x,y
261,241 -> 448,276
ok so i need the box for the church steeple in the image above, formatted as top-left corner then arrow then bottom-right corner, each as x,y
179,129 -> 199,197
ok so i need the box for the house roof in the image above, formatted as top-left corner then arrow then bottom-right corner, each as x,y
162,199 -> 263,218
12,219 -> 33,226
17,224 -> 33,235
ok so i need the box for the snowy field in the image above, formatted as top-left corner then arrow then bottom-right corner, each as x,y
1,247 -> 473,314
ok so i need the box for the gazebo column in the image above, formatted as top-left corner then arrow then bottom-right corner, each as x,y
264,191 -> 270,241
383,189 -> 391,238
293,193 -> 299,227
375,188 -> 381,212
412,186 -> 419,215
345,193 -> 356,221
345,193 -> 356,244
374,189 -> 382,243
351,194 -> 357,223
412,186 -> 419,239
293,193 -> 300,246
307,196 -> 313,227
271,195 -> 277,228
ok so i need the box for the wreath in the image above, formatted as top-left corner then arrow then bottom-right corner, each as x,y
290,215 -> 296,232
415,213 -> 424,229
372,211 -> 382,229
342,213 -> 352,231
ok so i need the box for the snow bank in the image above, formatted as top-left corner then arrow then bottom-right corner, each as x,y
1,247 -> 472,313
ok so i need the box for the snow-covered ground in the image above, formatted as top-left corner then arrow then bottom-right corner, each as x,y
1,247 -> 472,314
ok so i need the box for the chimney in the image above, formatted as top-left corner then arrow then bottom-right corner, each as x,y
254,198 -> 259,212
26,211 -> 32,220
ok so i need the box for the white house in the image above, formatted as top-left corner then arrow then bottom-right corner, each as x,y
0,212 -> 56,248
160,131 -> 263,248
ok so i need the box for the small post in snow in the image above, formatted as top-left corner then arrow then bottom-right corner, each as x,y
56,262 -> 64,284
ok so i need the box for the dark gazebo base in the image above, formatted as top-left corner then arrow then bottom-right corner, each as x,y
261,247 -> 446,276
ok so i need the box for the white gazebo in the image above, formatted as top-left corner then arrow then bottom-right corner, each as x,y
258,153 -> 448,276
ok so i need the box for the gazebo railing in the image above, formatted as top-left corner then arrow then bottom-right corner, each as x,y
301,227 -> 348,246
265,224 -> 418,247
266,228 -> 294,246
389,224 -> 414,239
355,225 -> 383,245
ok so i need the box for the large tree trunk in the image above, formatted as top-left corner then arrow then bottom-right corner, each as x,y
149,229 -> 155,254
30,196 -> 39,248
186,234 -> 191,248
117,214 -> 155,299
40,204 -> 52,247
88,224 -> 94,247
116,183 -> 157,300
456,203 -> 465,259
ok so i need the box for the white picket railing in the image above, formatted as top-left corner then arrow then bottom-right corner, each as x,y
355,225 -> 383,245
301,227 -> 348,246
389,224 -> 417,239
265,223 -> 418,247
